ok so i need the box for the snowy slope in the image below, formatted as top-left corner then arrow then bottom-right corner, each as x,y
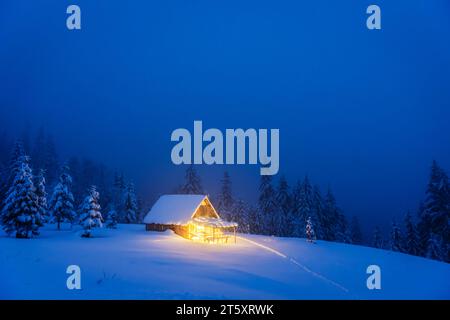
0,224 -> 449,299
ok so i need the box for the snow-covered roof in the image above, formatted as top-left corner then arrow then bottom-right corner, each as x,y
143,194 -> 219,225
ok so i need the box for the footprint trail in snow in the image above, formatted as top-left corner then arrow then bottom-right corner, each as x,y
237,236 -> 351,295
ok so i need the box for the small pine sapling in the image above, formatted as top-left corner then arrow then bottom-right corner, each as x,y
79,186 -> 103,238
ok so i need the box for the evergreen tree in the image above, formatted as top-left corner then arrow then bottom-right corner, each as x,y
403,211 -> 419,256
136,195 -> 145,223
1,156 -> 42,238
426,233 -> 444,261
232,199 -> 247,230
123,183 -> 138,223
49,165 -> 76,230
258,175 -> 276,235
79,185 -> 103,238
31,127 -> 46,172
97,164 -> 112,210
305,216 -> 316,243
372,226 -> 383,249
6,140 -> 25,186
290,180 -> 302,236
104,205 -> 118,229
390,219 -> 403,252
0,130 -> 10,165
35,169 -> 49,223
321,187 -> 337,241
246,205 -> 260,234
276,175 -> 291,236
421,161 -> 449,261
180,165 -> 204,194
20,126 -> 31,155
0,140 -> 24,203
416,202 -> 431,256
292,177 -> 313,238
216,171 -> 234,221
44,134 -> 59,187
343,224 -> 353,244
80,159 -> 96,193
67,156 -> 83,204
0,162 -> 6,204
322,186 -> 346,242
311,185 -> 323,239
350,216 -> 363,244
335,214 -> 351,243
113,172 -> 126,211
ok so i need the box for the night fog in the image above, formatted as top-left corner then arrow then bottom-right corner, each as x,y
1,0 -> 450,239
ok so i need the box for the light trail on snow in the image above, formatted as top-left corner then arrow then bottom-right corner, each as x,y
237,236 -> 350,294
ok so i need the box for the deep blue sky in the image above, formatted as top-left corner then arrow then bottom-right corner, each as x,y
1,1 -> 450,236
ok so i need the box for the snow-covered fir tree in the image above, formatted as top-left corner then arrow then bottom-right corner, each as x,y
1,156 -> 42,238
320,187 -> 338,241
290,180 -> 302,236
403,211 -> 419,256
180,165 -> 204,194
231,198 -> 247,230
310,185 -> 323,240
67,156 -> 83,201
0,141 -> 23,204
123,183 -> 138,223
276,175 -> 292,236
337,213 -> 352,243
420,161 -> 449,261
305,216 -> 316,243
425,233 -> 444,261
343,224 -> 353,244
79,185 -> 103,238
136,195 -> 145,223
389,219 -> 403,252
246,205 -> 260,234
49,165 -> 76,230
104,205 -> 118,229
416,202 -> 431,256
334,212 -> 350,244
321,186 -> 350,243
43,134 -> 59,186
20,128 -> 31,155
0,131 -> 9,164
0,162 -> 6,204
350,216 -> 363,244
258,175 -> 277,235
94,166 -> 109,210
216,171 -> 234,221
5,140 -> 25,187
34,169 -> 49,223
372,226 -> 383,249
31,127 -> 46,173
291,177 -> 313,238
113,172 -> 126,209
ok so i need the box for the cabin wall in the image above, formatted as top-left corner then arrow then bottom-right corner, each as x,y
172,225 -> 190,239
146,223 -> 171,232
145,223 -> 190,239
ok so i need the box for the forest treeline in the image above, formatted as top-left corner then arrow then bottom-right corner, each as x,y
0,129 -> 448,262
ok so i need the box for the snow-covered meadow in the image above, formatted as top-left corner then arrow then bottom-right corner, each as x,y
0,224 -> 449,300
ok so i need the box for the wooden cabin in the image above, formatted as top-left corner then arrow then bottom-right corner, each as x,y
143,194 -> 238,243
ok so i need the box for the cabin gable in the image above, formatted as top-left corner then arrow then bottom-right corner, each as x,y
192,198 -> 220,219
